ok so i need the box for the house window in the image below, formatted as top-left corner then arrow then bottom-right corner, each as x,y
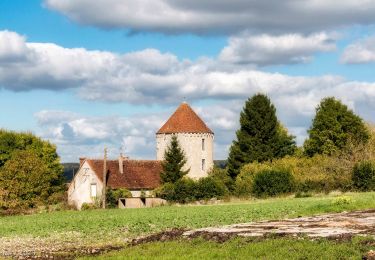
90,184 -> 97,197
202,139 -> 205,151
202,159 -> 205,171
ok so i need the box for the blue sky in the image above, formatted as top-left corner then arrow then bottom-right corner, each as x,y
1,0 -> 375,162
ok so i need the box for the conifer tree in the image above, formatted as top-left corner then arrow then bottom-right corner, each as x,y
304,97 -> 369,156
161,135 -> 189,183
227,94 -> 296,179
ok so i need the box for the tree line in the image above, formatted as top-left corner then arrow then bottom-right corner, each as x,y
159,94 -> 374,201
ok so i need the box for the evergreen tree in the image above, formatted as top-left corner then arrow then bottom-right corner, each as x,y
161,135 -> 189,183
304,97 -> 369,156
227,94 -> 296,179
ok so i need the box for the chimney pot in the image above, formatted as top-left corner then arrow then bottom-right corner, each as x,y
119,155 -> 124,174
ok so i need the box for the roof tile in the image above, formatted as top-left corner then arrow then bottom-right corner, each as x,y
157,102 -> 213,134
87,159 -> 162,190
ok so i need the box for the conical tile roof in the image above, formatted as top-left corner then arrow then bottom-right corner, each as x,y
157,102 -> 213,134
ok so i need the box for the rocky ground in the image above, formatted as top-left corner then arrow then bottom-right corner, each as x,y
1,209 -> 375,259
182,209 -> 375,240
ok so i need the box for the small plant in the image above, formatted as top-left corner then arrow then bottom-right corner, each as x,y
294,191 -> 312,198
81,203 -> 98,210
252,169 -> 295,197
352,161 -> 375,191
332,196 -> 352,206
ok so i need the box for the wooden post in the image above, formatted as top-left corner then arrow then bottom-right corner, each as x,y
102,147 -> 108,209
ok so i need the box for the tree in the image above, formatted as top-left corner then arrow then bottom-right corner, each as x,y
304,97 -> 369,156
0,130 -> 65,210
227,94 -> 296,179
0,130 -> 64,178
0,150 -> 65,209
160,135 -> 189,183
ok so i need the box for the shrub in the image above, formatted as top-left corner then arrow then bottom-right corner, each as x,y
236,154 -> 356,195
157,179 -> 196,203
173,178 -> 197,203
195,177 -> 227,200
106,188 -> 132,208
157,176 -> 228,204
294,191 -> 312,198
252,169 -> 295,197
235,162 -> 272,196
352,161 -> 375,191
208,167 -> 232,192
332,196 -> 353,206
81,203 -> 98,210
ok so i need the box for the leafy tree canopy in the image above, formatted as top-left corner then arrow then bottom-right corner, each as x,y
0,129 -> 65,210
304,97 -> 369,156
160,135 -> 189,183
227,94 -> 296,179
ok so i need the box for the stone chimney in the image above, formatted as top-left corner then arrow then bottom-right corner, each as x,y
119,154 -> 124,174
79,157 -> 86,167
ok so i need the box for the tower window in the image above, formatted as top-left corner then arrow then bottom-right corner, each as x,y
202,138 -> 205,151
202,159 -> 205,171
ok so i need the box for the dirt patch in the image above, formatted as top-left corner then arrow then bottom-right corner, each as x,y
183,209 -> 375,240
130,228 -> 187,246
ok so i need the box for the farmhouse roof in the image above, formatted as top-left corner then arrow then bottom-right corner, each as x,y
86,159 -> 162,190
157,102 -> 213,134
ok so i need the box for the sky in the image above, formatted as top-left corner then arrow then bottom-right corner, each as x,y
1,0 -> 375,162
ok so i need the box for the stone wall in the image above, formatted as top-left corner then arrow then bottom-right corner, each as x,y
156,133 -> 214,179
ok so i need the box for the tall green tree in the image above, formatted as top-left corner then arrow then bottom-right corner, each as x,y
227,94 -> 296,179
160,135 -> 189,183
304,97 -> 369,156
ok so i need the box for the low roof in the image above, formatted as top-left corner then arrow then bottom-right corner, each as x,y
86,159 -> 162,190
157,102 -> 213,134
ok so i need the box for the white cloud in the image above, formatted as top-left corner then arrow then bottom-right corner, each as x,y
45,0 -> 375,34
341,36 -> 375,64
34,110 -> 165,161
219,32 -> 337,66
0,31 -> 28,62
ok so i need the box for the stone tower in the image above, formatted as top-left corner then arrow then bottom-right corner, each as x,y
156,102 -> 214,179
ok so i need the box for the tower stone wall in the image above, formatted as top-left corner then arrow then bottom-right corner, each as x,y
156,132 -> 214,179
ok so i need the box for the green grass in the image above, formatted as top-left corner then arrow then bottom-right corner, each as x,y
1,192 -> 375,244
81,237 -> 375,260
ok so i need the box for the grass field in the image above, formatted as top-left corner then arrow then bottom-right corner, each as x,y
82,237 -> 374,260
1,192 -> 375,243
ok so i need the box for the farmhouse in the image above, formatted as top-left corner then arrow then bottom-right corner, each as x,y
68,102 -> 214,209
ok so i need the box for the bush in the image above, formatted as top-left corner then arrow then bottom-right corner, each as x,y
195,177 -> 227,200
208,167 -> 232,192
294,191 -> 312,198
157,179 -> 196,203
332,196 -> 353,206
352,161 -> 375,191
235,162 -> 272,196
252,169 -> 295,197
157,176 -> 228,204
106,188 -> 132,208
81,203 -> 98,210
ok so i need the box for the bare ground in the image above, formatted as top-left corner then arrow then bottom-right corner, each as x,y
1,209 -> 375,259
